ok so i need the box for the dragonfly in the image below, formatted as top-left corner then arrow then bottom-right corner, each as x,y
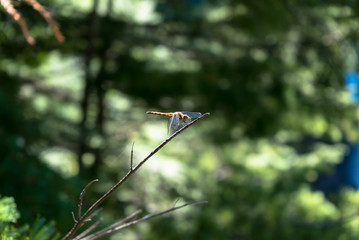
146,111 -> 202,133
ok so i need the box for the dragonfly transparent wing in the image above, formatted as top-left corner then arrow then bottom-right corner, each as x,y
180,112 -> 202,123
169,114 -> 181,131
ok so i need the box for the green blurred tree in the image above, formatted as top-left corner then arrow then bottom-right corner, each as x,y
2,0 -> 359,239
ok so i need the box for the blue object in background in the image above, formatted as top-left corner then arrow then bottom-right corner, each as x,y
343,144 -> 359,188
345,71 -> 359,103
313,71 -> 359,195
344,71 -> 359,189
314,143 -> 359,194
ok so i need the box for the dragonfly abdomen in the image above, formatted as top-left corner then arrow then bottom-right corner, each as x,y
146,111 -> 173,117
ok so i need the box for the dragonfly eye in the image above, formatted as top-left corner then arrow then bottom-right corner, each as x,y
183,115 -> 190,121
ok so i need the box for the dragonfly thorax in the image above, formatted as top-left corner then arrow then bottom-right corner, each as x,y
176,112 -> 190,121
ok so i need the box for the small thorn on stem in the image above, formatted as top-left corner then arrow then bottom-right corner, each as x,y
72,212 -> 78,223
130,142 -> 135,171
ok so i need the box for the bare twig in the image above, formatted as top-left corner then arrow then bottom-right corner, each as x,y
74,217 -> 103,240
80,209 -> 143,239
23,0 -> 65,42
130,142 -> 135,170
78,179 -> 99,220
81,201 -> 208,240
62,112 -> 210,240
85,208 -> 102,223
107,209 -> 143,229
72,212 -> 78,223
173,198 -> 181,208
1,0 -> 65,44
1,0 -> 35,45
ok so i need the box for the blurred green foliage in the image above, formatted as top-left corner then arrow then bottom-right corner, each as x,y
2,0 -> 359,239
0,196 -> 60,239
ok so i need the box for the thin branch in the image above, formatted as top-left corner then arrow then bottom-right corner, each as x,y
1,0 -> 35,45
130,142 -> 135,170
72,212 -> 78,223
78,179 -> 99,220
173,198 -> 181,208
86,208 -> 102,223
80,209 -> 143,240
62,112 -> 210,240
107,209 -> 143,229
23,0 -> 65,42
74,217 -> 103,240
81,201 -> 208,240
133,113 -> 210,171
1,0 -> 65,44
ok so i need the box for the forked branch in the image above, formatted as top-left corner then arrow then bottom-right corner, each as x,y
62,112 -> 210,240
80,201 -> 208,240
0,0 -> 65,45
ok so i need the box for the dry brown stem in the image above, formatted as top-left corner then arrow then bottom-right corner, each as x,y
1,0 -> 65,45
62,113 -> 210,240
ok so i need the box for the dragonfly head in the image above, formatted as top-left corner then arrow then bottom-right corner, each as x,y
182,114 -> 190,121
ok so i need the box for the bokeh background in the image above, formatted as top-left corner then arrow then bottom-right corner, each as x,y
2,0 -> 359,239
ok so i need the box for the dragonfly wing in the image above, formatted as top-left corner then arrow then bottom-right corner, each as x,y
169,114 -> 180,130
181,112 -> 202,122
167,116 -> 173,133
